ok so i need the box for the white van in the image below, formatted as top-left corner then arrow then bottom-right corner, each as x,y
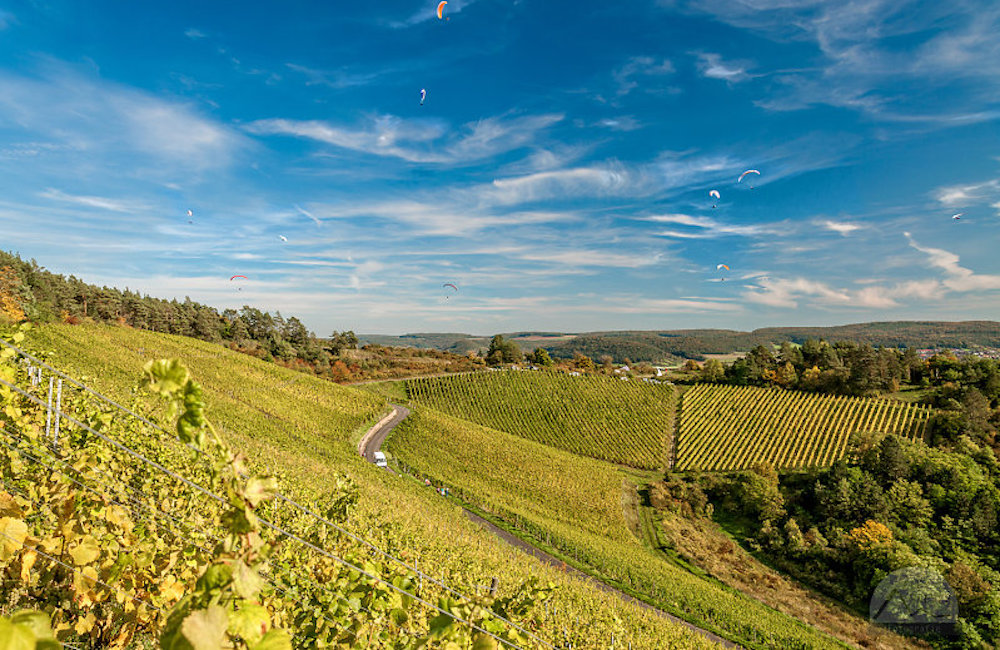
373,451 -> 388,468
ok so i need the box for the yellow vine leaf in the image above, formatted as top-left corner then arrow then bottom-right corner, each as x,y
69,535 -> 100,566
0,517 -> 28,561
19,549 -> 36,584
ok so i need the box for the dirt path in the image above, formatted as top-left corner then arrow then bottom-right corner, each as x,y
357,404 -> 739,648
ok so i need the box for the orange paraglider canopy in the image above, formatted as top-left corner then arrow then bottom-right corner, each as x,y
437,1 -> 447,19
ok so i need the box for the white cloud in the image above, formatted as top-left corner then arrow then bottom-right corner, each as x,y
246,113 -> 562,165
0,66 -> 246,174
597,116 -> 642,131
695,52 -> 751,83
743,274 -> 945,309
648,213 -> 777,238
294,204 -> 322,227
934,179 -> 1000,207
311,200 -> 576,236
184,28 -> 206,39
673,0 -> 1000,121
487,166 -> 630,204
820,220 -> 862,235
39,189 -> 150,214
519,250 -> 662,269
906,233 -> 1000,291
602,297 -> 740,314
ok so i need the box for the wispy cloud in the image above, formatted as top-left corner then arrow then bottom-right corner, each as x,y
245,113 -> 562,165
519,250 -> 663,269
613,56 -> 675,96
694,52 -> 751,83
284,63 -> 380,89
310,200 -> 576,236
672,0 -> 1000,122
0,65 -> 247,176
935,178 -> 1000,207
39,189 -> 150,214
596,116 -> 642,131
743,276 -> 942,309
820,220 -> 862,235
906,233 -> 1000,291
294,204 -> 322,227
487,166 -> 630,204
184,28 -> 206,39
648,213 -> 778,239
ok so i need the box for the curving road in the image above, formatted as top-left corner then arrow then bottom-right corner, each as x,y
358,403 -> 738,648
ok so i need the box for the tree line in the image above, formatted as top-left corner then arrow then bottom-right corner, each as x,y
0,251 -> 361,379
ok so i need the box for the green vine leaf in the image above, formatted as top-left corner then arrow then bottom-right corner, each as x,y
249,629 -> 292,650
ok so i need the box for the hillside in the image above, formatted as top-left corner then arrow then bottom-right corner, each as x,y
22,322 -> 716,648
405,371 -> 674,469
676,384 -> 932,471
389,407 -> 848,649
361,321 -> 1000,364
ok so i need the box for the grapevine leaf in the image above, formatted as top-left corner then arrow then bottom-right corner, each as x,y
0,619 -> 34,650
390,607 -> 408,626
0,517 -> 28,561
227,605 -> 269,645
69,535 -> 101,566
196,562 -> 233,593
249,628 -> 292,650
9,610 -> 54,639
231,559 -> 265,600
472,633 -> 499,650
244,476 -> 278,508
0,492 -> 23,517
142,359 -> 189,398
180,605 -> 228,650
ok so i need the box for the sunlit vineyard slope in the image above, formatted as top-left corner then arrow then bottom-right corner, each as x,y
390,407 -> 846,649
676,384 -> 932,471
406,371 -> 674,469
24,323 -> 717,649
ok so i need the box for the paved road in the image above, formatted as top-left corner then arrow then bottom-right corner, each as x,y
358,404 -> 410,464
357,404 -> 738,648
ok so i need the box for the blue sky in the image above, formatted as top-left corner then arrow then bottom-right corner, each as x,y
1,0 -> 998,335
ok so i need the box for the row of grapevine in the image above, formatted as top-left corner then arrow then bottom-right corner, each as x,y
676,383 -> 932,471
389,406 -> 847,649
405,371 -> 674,469
25,322 -> 718,648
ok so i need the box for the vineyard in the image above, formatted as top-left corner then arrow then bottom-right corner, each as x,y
389,407 -> 847,650
675,384 -> 933,471
17,322 -> 716,648
405,371 -> 674,469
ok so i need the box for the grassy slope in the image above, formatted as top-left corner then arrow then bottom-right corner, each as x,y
389,406 -> 847,650
676,384 -> 931,471
29,323 -> 715,650
405,371 -> 674,469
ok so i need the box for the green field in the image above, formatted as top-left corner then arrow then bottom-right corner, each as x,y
390,406 -> 846,650
19,323 -> 715,649
406,371 -> 674,469
676,383 -> 932,471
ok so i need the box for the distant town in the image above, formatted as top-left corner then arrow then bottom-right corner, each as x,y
914,347 -> 1000,360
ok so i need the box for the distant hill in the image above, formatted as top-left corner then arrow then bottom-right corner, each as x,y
361,321 -> 1000,364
